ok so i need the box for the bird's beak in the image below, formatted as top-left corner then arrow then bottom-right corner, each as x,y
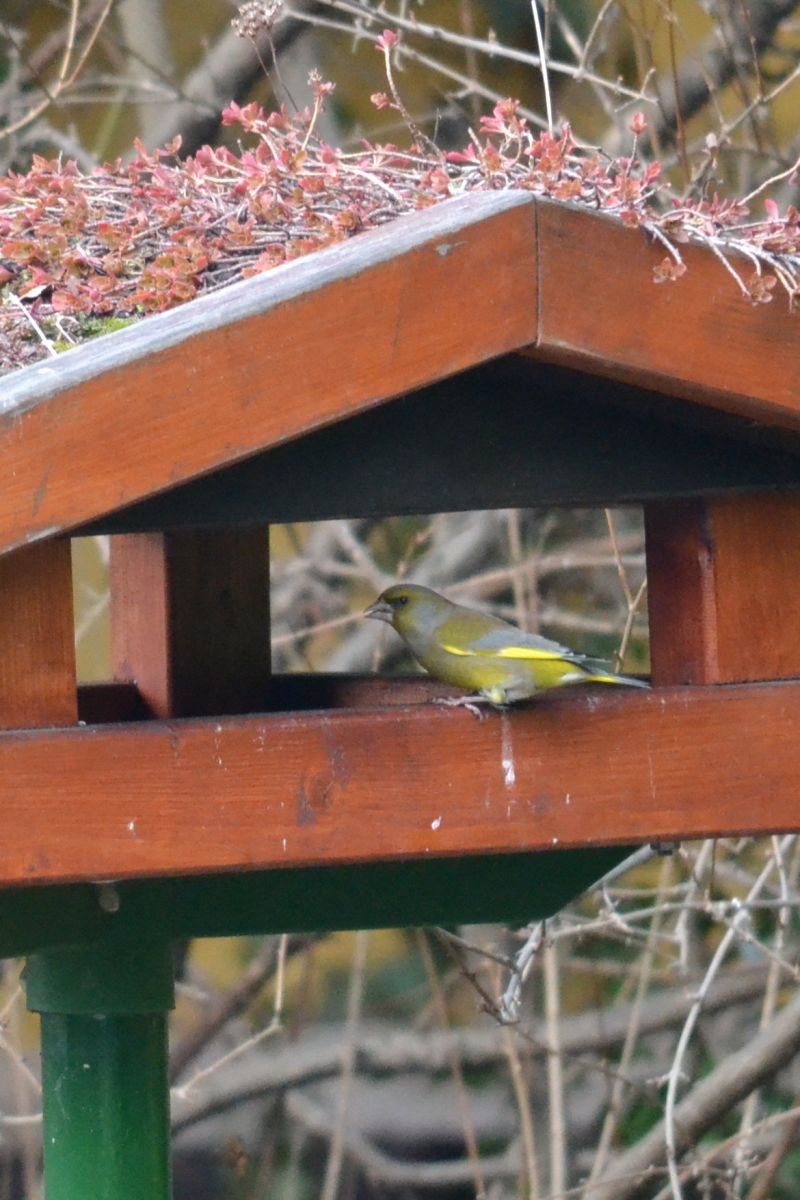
364,598 -> 393,623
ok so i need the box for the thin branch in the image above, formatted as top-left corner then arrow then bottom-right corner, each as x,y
320,929 -> 369,1200
591,981 -> 800,1200
544,940 -> 566,1199
417,929 -> 487,1200
530,0 -> 553,135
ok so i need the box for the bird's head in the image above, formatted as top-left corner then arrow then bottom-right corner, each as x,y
364,583 -> 451,637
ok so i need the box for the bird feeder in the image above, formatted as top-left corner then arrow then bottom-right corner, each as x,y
2,190 -> 800,1198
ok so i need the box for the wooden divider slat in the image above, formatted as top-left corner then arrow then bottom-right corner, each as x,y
646,495 -> 800,685
110,530 -> 270,717
0,542 -> 76,728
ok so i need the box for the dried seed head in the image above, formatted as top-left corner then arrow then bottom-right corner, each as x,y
232,1 -> 283,40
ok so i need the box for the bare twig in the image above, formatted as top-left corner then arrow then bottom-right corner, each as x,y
417,930 -> 487,1200
503,1020 -> 540,1200
591,982 -> 800,1200
530,0 -> 553,135
544,940 -> 566,1198
172,933 -> 288,1101
320,929 -> 369,1200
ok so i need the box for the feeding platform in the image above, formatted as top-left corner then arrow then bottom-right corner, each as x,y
2,190 -> 800,1197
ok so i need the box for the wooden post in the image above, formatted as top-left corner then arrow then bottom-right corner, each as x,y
0,541 -> 77,728
110,529 -> 271,717
29,528 -> 271,1200
29,942 -> 175,1200
645,494 -> 800,685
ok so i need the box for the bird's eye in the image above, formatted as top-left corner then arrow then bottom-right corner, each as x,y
395,596 -> 409,607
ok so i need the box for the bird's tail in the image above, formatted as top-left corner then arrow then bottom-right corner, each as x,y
582,666 -> 649,688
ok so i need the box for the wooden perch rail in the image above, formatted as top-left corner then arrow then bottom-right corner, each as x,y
1,679 -> 799,887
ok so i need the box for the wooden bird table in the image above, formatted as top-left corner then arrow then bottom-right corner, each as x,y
1,192 -> 800,1198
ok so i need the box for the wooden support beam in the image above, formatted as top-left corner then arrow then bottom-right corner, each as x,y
78,359 -> 800,536
532,202 -> 800,431
0,541 -> 76,728
0,681 -> 798,887
110,530 -> 270,718
0,848 -> 632,957
645,494 -> 800,685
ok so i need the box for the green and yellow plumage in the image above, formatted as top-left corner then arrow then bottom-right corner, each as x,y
364,583 -> 647,707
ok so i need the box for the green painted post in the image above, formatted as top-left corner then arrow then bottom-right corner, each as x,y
26,939 -> 174,1200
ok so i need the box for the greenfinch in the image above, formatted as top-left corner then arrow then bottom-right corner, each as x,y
364,583 -> 648,709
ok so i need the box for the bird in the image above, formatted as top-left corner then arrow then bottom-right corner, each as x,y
364,583 -> 648,711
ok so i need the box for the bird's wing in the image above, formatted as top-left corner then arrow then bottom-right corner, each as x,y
436,615 -> 587,663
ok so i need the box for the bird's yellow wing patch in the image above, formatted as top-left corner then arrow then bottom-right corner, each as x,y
440,642 -> 565,661
583,670 -> 628,685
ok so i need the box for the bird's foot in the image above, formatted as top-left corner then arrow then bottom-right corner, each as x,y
434,694 -> 494,720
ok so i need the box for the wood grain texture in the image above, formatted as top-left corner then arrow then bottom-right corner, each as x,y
0,541 -> 76,728
710,494 -> 800,679
0,193 -> 537,556
0,681 -> 799,886
645,500 -> 718,685
530,201 -> 800,431
78,357 -> 800,535
111,530 -> 270,717
646,494 -> 800,684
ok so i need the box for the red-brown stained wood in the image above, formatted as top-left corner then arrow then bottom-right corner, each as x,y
0,195 -> 537,556
710,495 -> 800,679
111,530 -> 270,717
0,541 -> 77,728
645,500 -> 718,685
0,682 -> 799,886
646,494 -> 800,685
530,202 -> 800,432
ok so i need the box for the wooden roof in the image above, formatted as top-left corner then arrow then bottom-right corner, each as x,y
2,191 -> 800,554
2,191 -> 800,937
